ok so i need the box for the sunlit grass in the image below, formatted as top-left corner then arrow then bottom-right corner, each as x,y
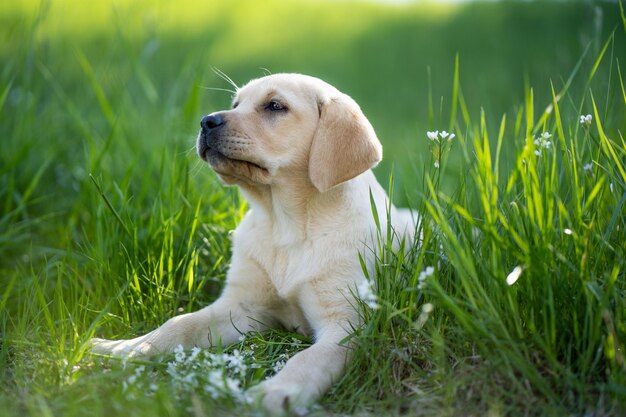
336,31 -> 625,415
1,1 -> 625,416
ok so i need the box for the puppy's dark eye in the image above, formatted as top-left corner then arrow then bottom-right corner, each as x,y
266,100 -> 286,112
232,102 -> 239,109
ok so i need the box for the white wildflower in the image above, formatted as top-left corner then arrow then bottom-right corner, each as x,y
563,228 -> 573,236
583,162 -> 593,173
166,361 -> 178,378
226,350 -> 247,376
271,354 -> 290,373
415,302 -> 435,329
271,360 -> 286,373
187,346 -> 202,363
356,279 -> 379,309
427,130 -> 456,142
534,134 -> 552,154
174,344 -> 186,363
434,160 -> 440,168
180,371 -> 197,385
204,370 -> 225,399
207,369 -> 223,385
419,266 -> 435,281
122,365 -> 148,398
610,183 -> 614,193
580,114 -> 592,125
506,266 -> 523,286
417,266 -> 435,290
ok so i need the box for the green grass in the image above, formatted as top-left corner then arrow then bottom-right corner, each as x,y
1,0 -> 626,416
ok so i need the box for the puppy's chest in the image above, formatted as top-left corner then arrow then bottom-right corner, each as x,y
248,239 -> 318,298
234,211 -> 364,300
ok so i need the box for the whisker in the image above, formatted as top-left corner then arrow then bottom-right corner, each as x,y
182,144 -> 198,156
200,86 -> 237,95
211,67 -> 239,92
189,159 -> 205,178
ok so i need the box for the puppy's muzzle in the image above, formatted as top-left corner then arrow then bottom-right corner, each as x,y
198,113 -> 225,161
200,114 -> 225,133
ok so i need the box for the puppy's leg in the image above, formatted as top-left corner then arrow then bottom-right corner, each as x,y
252,273 -> 360,414
254,324 -> 351,413
90,259 -> 276,358
89,295 -> 247,357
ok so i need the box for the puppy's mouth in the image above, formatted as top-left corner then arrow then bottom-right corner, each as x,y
198,134 -> 269,176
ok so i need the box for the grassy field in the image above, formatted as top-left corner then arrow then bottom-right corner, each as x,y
2,0 -> 626,416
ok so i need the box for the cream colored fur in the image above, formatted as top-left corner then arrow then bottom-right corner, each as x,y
90,73 -> 416,414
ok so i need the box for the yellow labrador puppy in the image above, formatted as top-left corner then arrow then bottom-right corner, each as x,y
91,74 -> 415,413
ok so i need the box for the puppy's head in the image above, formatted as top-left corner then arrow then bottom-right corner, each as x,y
197,73 -> 382,192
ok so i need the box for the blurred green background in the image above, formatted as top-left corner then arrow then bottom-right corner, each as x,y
3,0 -> 623,190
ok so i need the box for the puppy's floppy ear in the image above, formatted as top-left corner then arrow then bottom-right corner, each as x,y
309,94 -> 382,192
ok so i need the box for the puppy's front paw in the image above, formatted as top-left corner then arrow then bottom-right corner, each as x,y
248,380 -> 310,416
88,337 -> 156,359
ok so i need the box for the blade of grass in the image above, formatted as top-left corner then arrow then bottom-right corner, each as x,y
75,48 -> 116,128
89,174 -> 131,237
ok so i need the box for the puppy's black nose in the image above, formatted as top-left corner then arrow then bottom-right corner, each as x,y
200,114 -> 225,132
